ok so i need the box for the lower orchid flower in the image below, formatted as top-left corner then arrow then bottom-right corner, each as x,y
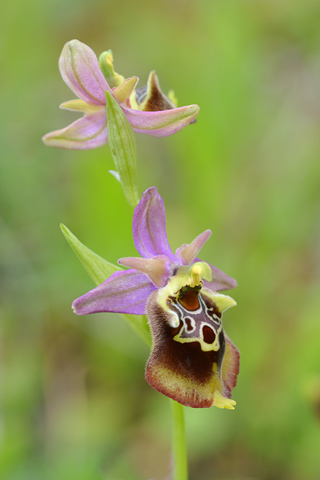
42,40 -> 200,149
73,187 -> 239,409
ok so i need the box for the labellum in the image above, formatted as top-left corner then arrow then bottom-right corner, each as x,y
145,269 -> 239,409
134,71 -> 177,112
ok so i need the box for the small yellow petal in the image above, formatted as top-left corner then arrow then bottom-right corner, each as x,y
113,77 -> 139,104
60,99 -> 102,114
213,391 -> 236,410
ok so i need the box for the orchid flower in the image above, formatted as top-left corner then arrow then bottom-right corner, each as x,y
73,187 -> 239,409
42,40 -> 200,149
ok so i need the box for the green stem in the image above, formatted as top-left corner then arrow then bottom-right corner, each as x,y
171,400 -> 188,480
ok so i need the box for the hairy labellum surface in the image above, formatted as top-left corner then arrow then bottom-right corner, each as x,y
145,286 -> 239,408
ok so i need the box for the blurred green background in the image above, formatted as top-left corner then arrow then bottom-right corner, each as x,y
1,0 -> 320,479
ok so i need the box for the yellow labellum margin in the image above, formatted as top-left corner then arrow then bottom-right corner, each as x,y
145,263 -> 239,409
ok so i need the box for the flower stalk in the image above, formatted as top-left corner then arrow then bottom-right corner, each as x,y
171,400 -> 188,480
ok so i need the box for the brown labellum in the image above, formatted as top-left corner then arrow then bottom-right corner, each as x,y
135,71 -> 176,112
145,287 -> 239,408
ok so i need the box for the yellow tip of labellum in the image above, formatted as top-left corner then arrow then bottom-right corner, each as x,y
213,391 -> 236,410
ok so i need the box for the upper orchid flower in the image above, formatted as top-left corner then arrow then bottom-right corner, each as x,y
73,187 -> 239,409
42,40 -> 200,149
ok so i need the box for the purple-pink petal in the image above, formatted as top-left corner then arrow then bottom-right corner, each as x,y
59,39 -> 111,106
176,230 -> 212,265
202,262 -> 238,292
72,269 -> 156,316
118,255 -> 172,287
133,187 -> 175,260
122,104 -> 200,137
42,109 -> 108,150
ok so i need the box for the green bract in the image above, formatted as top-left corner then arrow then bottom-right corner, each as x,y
105,91 -> 140,208
61,223 -> 151,345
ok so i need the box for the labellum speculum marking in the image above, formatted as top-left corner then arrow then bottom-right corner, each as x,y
145,264 -> 239,409
172,286 -> 224,353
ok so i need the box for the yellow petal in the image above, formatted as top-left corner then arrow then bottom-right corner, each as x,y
60,99 -> 102,114
113,77 -> 139,104
213,391 -> 236,410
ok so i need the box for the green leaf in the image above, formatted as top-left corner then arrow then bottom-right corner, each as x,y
60,223 -> 121,284
60,224 -> 151,347
105,91 -> 140,208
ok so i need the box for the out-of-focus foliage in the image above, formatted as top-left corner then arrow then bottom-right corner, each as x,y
1,0 -> 320,479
